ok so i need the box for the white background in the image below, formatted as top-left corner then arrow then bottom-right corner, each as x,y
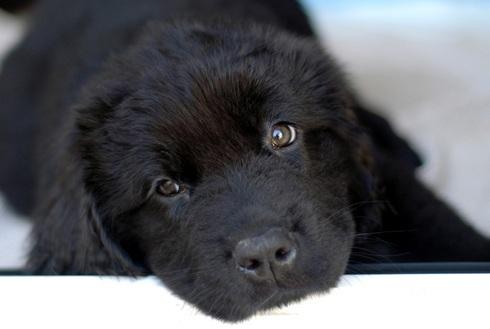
1,274 -> 489,329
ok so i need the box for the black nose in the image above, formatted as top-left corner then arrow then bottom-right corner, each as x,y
233,228 -> 297,281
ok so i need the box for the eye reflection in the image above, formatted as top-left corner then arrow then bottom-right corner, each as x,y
271,123 -> 297,149
157,179 -> 183,197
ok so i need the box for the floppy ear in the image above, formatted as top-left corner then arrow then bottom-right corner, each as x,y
27,90 -> 145,275
352,101 -> 423,170
345,123 -> 383,236
349,100 -> 490,260
27,142 -> 144,275
340,98 -> 423,235
321,102 -> 382,235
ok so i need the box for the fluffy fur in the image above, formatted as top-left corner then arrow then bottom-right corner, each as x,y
0,0 -> 488,321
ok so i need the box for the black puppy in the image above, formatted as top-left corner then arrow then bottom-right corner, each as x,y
0,0 -> 488,321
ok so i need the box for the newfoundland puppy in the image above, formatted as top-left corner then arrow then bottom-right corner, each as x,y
1,0 -> 489,321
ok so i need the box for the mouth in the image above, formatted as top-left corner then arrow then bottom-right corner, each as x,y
216,284 -> 330,322
191,266 -> 338,322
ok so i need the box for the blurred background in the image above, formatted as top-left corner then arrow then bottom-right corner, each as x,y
0,0 -> 489,269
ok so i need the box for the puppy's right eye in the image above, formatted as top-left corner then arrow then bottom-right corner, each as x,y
157,179 -> 184,197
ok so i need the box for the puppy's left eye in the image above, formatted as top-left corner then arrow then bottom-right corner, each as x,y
157,179 -> 185,197
270,123 -> 297,149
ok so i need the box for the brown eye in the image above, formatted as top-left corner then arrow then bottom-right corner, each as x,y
157,179 -> 183,197
271,123 -> 297,149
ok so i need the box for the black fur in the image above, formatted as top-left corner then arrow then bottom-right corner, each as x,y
0,0 -> 33,12
0,0 -> 488,321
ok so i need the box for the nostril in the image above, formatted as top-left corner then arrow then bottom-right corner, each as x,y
233,229 -> 297,280
239,258 -> 262,271
274,246 -> 296,264
275,248 -> 289,261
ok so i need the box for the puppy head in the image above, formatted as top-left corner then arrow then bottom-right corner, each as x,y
76,22 -> 378,320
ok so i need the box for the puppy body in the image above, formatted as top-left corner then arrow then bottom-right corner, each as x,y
1,0 -> 489,321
